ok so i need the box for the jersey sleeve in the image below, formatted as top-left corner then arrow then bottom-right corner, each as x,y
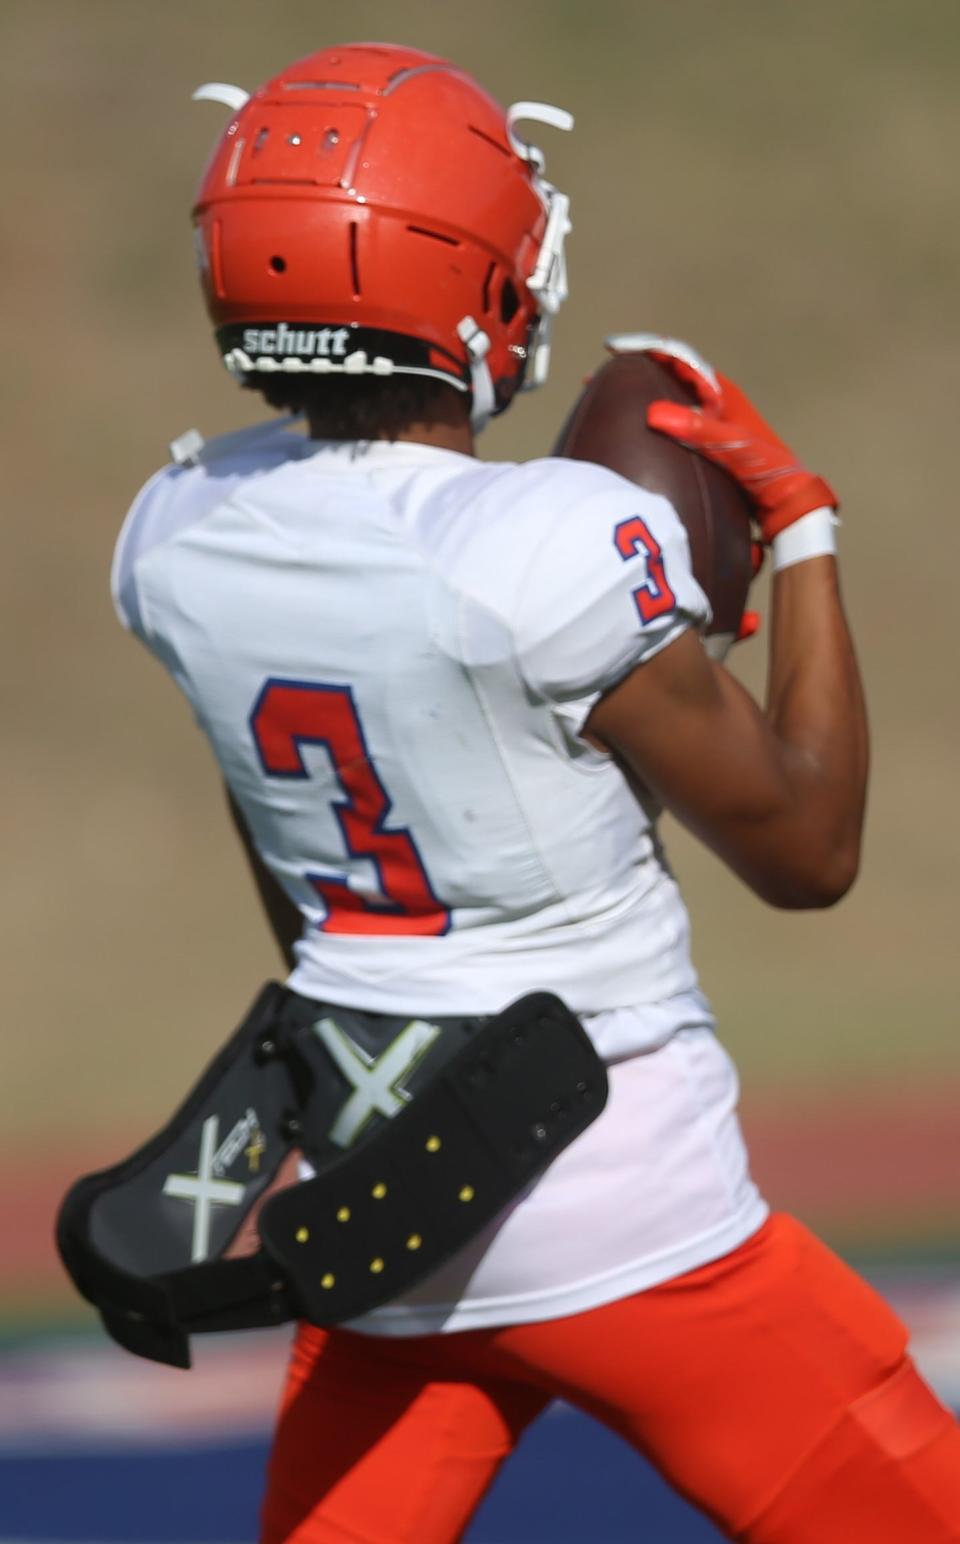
510,463 -> 711,707
111,468 -> 170,641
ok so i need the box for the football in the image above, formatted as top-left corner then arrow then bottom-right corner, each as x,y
552,348 -> 754,647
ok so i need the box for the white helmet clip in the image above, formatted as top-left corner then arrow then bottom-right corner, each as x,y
506,102 -> 574,393
192,82 -> 250,112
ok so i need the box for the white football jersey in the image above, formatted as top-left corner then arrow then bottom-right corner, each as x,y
114,419 -> 767,1329
114,421 -> 710,1036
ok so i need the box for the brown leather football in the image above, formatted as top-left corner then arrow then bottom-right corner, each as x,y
552,350 -> 754,645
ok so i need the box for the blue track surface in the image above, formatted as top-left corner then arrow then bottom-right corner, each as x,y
0,1407 -> 723,1543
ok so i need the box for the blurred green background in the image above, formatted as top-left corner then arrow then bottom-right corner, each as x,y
3,0 -> 958,1322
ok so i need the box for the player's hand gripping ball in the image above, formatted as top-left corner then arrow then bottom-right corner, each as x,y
554,335 -> 757,649
643,343 -> 837,543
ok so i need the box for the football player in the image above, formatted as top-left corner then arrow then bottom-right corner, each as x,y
112,43 -> 960,1544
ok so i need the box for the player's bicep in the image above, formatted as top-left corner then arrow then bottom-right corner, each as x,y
585,632 -> 806,898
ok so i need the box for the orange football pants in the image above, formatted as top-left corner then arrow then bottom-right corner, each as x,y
261,1213 -> 960,1543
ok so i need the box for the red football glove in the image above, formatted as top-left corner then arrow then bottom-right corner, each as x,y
644,348 -> 837,544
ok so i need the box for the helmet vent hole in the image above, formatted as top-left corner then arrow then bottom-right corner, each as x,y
269,255 -> 287,275
253,128 -> 270,155
407,225 -> 460,248
349,222 -> 361,297
500,279 -> 520,325
481,261 -> 496,313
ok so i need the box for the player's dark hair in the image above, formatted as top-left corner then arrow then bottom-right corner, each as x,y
247,373 -> 469,442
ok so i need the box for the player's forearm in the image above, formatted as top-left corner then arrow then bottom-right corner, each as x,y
762,553 -> 869,903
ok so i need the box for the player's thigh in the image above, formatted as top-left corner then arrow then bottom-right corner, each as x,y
260,1323 -> 548,1544
740,1353 -> 960,1544
476,1213 -> 960,1541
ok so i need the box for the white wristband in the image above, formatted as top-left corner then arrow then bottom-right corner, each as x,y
771,506 -> 839,572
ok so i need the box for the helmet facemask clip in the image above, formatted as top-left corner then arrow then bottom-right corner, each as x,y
506,102 -> 574,393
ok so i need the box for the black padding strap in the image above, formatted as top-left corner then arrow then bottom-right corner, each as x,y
57,983 -> 298,1367
56,986 -> 607,1367
260,992 -> 605,1324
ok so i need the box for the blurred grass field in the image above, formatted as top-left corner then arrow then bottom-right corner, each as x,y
2,0 -> 958,1277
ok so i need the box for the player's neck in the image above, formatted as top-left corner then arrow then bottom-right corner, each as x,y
390,420 -> 476,456
305,403 -> 475,457
305,421 -> 476,456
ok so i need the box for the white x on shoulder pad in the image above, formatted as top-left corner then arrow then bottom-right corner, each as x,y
312,1016 -> 443,1150
604,333 -> 720,394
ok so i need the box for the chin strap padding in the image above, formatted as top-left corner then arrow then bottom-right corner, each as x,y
457,315 -> 496,429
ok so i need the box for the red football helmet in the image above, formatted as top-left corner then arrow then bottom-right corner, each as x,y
192,44 -> 573,427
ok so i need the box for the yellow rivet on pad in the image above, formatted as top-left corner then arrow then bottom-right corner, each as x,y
459,1186 -> 475,1203
295,1226 -> 310,1243
321,1273 -> 335,1290
372,1182 -> 387,1199
336,1206 -> 351,1223
426,1136 -> 441,1153
370,1257 -> 385,1274
406,1234 -> 422,1251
